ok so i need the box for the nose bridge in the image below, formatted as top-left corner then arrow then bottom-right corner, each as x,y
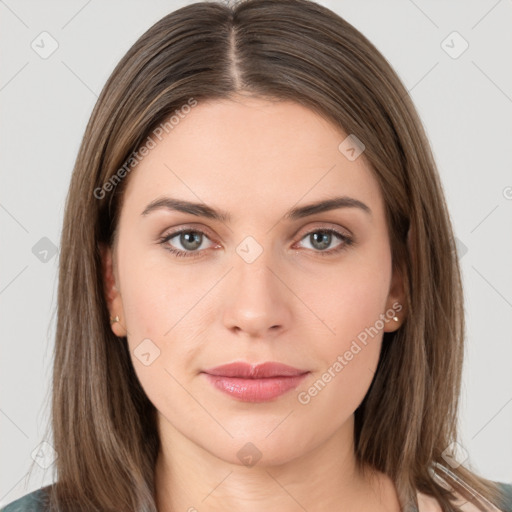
222,234 -> 291,335
233,233 -> 276,283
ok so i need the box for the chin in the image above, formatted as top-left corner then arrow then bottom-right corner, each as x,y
202,431 -> 313,469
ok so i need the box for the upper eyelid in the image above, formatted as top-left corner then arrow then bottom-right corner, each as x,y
295,223 -> 351,238
162,224 -> 217,240
163,221 -> 351,238
162,225 -> 351,246
160,226 -> 352,260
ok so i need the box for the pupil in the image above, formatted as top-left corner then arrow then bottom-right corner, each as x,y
181,232 -> 202,250
311,231 -> 331,250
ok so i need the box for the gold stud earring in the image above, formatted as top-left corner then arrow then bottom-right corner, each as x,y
110,315 -> 120,325
393,316 -> 399,322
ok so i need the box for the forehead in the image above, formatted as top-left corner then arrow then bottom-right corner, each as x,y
121,97 -> 383,221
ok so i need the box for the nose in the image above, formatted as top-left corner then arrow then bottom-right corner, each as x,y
222,246 -> 292,339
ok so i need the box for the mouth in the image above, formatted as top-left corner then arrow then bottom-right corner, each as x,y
201,361 -> 310,402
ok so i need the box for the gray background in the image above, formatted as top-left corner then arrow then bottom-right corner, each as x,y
1,0 -> 511,505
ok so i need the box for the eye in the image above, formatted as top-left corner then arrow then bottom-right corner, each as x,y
295,228 -> 353,256
158,226 -> 354,259
158,229 -> 216,258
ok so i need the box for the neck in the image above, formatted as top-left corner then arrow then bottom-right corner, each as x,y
154,414 -> 400,512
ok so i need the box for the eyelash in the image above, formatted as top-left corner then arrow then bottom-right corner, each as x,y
158,227 -> 354,259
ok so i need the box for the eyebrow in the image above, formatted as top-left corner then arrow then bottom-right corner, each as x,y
140,195 -> 371,222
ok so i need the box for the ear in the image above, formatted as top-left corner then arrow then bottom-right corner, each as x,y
99,242 -> 127,338
383,263 -> 407,333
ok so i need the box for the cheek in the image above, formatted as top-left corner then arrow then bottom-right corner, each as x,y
118,266 -> 202,414
296,252 -> 392,343
295,249 -> 391,407
116,246 -> 210,388
297,270 -> 387,423
117,239 -> 203,339
299,342 -> 381,428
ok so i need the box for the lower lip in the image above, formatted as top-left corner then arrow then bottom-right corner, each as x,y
203,373 -> 308,402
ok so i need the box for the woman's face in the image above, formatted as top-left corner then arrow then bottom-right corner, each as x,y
102,95 -> 404,466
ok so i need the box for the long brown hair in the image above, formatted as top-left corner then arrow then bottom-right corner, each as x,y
36,0 -> 503,510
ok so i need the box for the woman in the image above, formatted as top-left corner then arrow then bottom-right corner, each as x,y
2,0 -> 511,511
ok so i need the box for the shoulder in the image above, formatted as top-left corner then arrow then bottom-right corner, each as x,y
0,485 -> 52,512
417,481 -> 512,512
497,481 -> 512,510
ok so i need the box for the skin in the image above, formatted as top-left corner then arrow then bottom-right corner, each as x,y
101,95 -> 406,512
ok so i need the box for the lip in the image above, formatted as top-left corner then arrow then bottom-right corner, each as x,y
203,362 -> 308,378
201,362 -> 309,402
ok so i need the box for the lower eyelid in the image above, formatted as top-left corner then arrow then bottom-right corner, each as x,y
296,229 -> 350,249
163,230 -> 215,251
160,228 -> 351,255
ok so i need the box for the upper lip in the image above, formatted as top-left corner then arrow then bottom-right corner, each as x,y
202,362 -> 309,378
